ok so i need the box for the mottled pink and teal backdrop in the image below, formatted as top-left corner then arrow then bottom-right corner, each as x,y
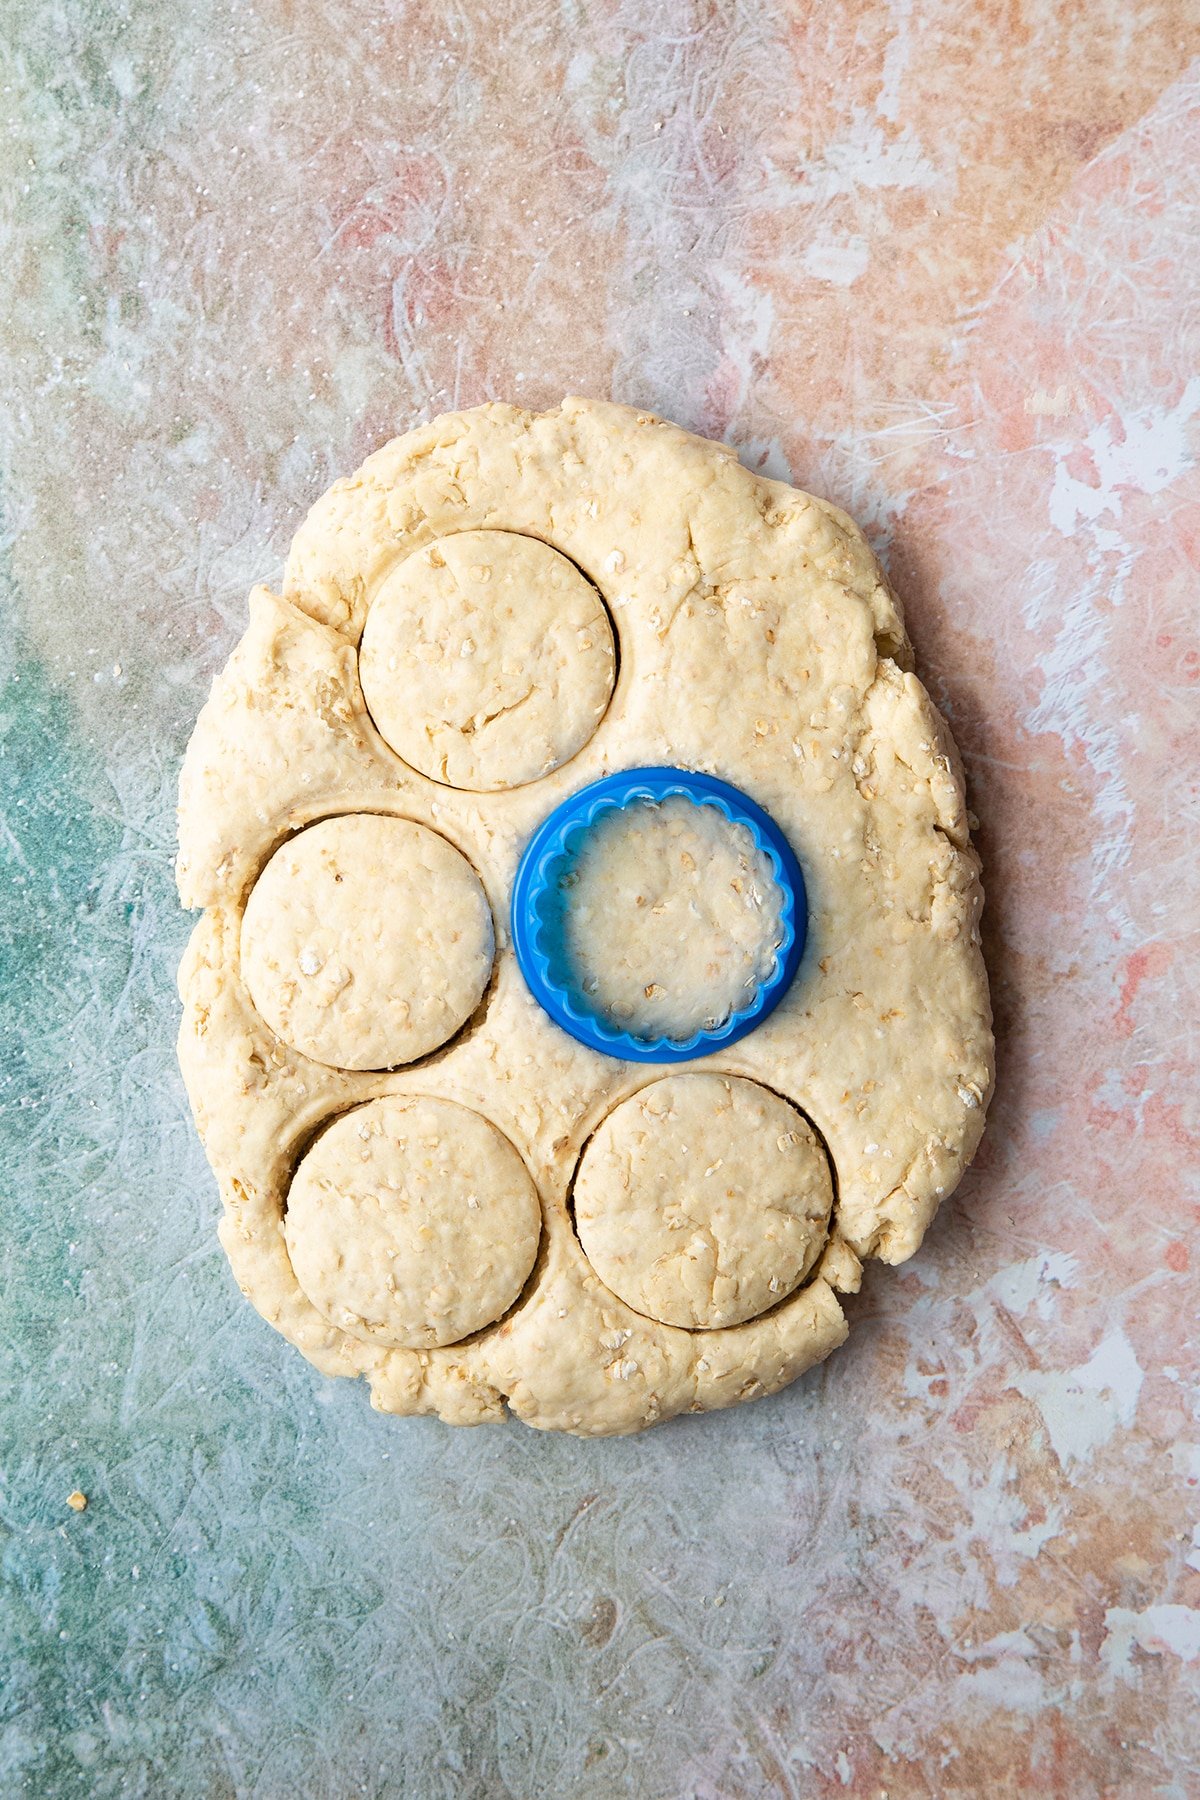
3,2 -> 1199,1795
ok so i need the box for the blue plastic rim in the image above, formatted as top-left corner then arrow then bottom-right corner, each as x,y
510,767 -> 808,1064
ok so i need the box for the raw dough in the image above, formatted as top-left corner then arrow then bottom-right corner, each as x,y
177,396 -> 994,1437
239,813 -> 493,1071
285,1095 -> 541,1349
552,795 -> 784,1040
359,529 -> 615,790
574,1075 -> 833,1328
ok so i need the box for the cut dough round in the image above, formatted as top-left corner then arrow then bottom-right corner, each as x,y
240,813 -> 493,1071
359,529 -> 615,790
574,1074 -> 833,1329
286,1096 -> 541,1349
555,795 -> 786,1041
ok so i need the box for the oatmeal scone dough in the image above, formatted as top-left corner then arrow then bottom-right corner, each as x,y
177,397 -> 993,1437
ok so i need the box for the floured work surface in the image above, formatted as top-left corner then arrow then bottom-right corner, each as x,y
176,398 -> 993,1436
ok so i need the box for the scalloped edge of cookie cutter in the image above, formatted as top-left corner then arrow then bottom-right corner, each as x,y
511,767 -> 807,1064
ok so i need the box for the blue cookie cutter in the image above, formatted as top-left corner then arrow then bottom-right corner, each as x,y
510,767 -> 807,1064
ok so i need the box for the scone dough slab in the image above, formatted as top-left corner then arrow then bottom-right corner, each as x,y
177,397 -> 993,1437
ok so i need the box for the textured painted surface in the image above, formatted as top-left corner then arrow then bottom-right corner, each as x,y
2,1 -> 1199,1794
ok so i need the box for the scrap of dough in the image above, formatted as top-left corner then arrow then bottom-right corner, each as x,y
574,1075 -> 833,1329
177,396 -> 994,1436
556,795 -> 784,1040
286,1095 -> 541,1349
239,814 -> 493,1071
359,529 -> 615,790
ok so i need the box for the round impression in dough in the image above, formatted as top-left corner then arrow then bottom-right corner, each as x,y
358,529 -> 616,790
555,794 -> 786,1041
285,1095 -> 542,1349
240,813 -> 493,1071
573,1074 -> 833,1329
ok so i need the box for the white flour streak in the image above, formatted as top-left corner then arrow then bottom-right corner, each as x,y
1102,1605 -> 1200,1682
1013,1330 -> 1144,1469
1049,377 -> 1200,545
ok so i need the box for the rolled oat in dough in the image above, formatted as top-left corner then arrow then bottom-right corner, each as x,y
554,796 -> 784,1041
286,1095 -> 541,1349
574,1074 -> 833,1329
177,396 -> 994,1437
239,813 -> 493,1071
359,529 -> 615,790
